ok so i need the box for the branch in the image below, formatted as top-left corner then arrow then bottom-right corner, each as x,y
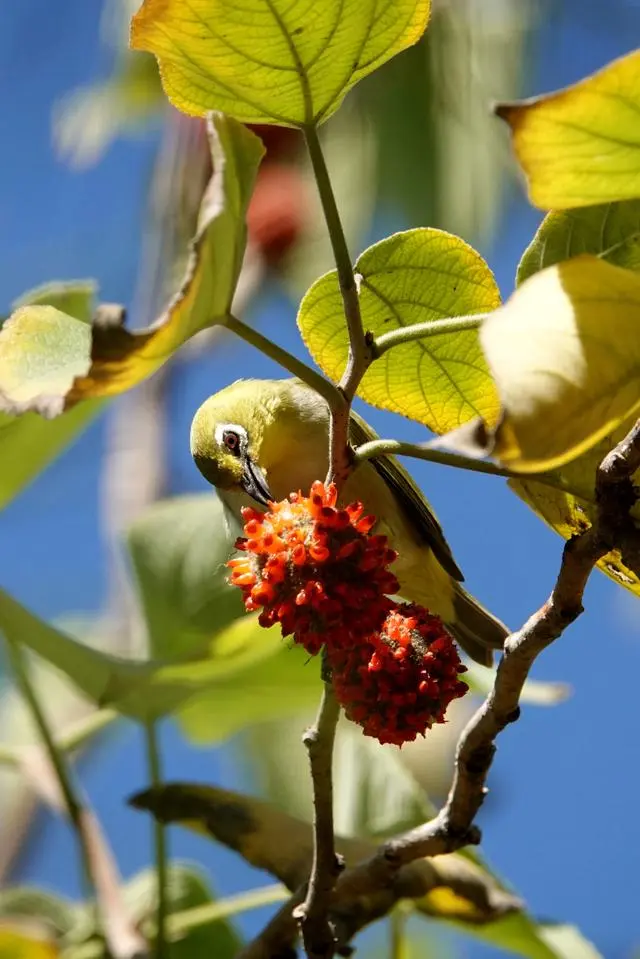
372,313 -> 489,357
294,684 -> 343,959
333,416 -> 640,903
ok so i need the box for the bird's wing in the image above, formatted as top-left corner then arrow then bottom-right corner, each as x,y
349,412 -> 464,582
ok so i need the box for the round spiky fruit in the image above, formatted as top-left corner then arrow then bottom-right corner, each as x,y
228,481 -> 399,655
329,603 -> 469,746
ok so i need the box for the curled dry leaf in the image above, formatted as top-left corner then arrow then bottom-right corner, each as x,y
0,114 -> 263,418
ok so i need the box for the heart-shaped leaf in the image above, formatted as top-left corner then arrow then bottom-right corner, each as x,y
298,228 -> 500,433
131,0 -> 431,126
0,115 -> 263,417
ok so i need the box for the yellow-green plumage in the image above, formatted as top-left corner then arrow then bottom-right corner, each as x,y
190,378 -> 508,666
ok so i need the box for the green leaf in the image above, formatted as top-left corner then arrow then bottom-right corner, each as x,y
0,888 -> 75,939
298,228 -> 500,433
0,586 -> 320,730
175,638 -> 321,743
130,0 -> 431,127
54,52 -> 164,168
423,910 -> 603,959
123,864 -> 241,959
496,49 -> 640,209
517,200 -> 640,286
480,256 -> 640,472
0,115 -> 263,415
127,494 -> 244,660
0,282 -> 103,511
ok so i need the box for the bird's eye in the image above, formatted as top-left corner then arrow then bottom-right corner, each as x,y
222,429 -> 241,454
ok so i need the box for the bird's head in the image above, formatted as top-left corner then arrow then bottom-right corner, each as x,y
191,378 -> 329,508
190,380 -> 277,507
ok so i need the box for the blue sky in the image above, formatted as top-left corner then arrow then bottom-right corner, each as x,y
2,2 -> 640,957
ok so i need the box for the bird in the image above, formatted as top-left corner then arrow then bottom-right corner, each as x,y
190,378 -> 508,666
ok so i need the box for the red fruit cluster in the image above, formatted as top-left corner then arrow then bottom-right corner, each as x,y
329,604 -> 468,746
228,481 -> 399,655
228,482 -> 468,744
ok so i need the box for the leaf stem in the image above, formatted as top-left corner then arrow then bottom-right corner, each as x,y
303,124 -> 372,484
226,314 -> 340,408
373,313 -> 490,357
295,682 -> 342,959
5,642 -> 95,900
145,721 -> 168,959
353,438 -> 583,496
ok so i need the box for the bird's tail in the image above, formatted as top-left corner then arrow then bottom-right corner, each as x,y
448,584 -> 509,668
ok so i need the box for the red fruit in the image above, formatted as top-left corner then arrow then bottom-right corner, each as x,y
228,481 -> 399,656
246,164 -> 307,264
329,603 -> 469,746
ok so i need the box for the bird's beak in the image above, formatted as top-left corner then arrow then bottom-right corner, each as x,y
240,456 -> 274,508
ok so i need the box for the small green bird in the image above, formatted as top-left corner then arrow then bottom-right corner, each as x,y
190,378 -> 507,665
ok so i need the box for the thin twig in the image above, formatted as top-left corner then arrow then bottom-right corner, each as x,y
145,722 -> 168,959
303,124 -> 373,485
372,313 -> 489,357
294,685 -> 342,959
332,416 -> 640,905
354,438 -> 583,498
226,314 -> 340,409
5,642 -> 94,897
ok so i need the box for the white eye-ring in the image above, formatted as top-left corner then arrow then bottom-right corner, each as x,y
215,423 -> 247,456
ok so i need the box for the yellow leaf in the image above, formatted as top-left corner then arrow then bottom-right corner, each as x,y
496,49 -> 640,209
130,0 -> 430,126
298,228 -> 500,434
480,255 -> 640,472
510,409 -> 640,596
0,927 -> 57,959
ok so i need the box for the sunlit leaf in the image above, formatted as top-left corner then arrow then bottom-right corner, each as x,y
0,282 -> 103,511
480,256 -> 640,472
298,228 -> 500,433
0,927 -> 58,959
131,0 -> 431,126
517,200 -> 640,286
496,49 -> 640,209
505,202 -> 640,595
418,909 -> 603,959
0,115 -> 263,416
509,409 -> 640,596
